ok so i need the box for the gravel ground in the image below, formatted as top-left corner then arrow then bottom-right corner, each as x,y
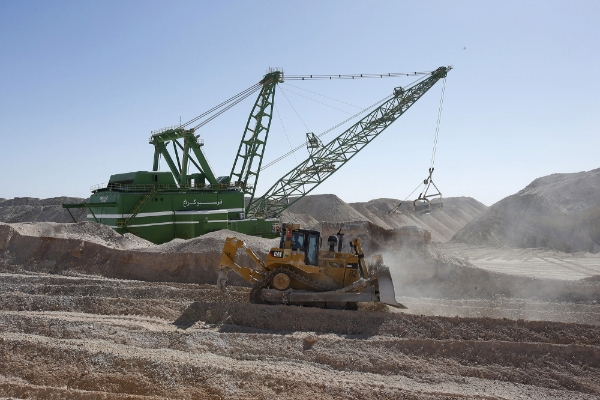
1,221 -> 600,398
0,197 -> 87,224
1,268 -> 599,399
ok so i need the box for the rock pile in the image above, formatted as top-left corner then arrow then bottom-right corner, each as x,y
286,194 -> 487,242
0,196 -> 86,223
351,197 -> 487,242
0,222 -> 277,287
453,168 -> 600,253
287,194 -> 370,223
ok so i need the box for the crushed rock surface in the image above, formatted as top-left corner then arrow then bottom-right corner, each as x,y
1,219 -> 600,398
1,269 -> 599,399
0,196 -> 87,224
3,221 -> 153,250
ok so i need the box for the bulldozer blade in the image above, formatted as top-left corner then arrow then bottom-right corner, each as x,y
377,265 -> 407,309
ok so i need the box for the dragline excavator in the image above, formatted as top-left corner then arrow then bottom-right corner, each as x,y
64,66 -> 451,246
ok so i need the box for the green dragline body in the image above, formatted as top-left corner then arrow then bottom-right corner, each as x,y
65,67 -> 451,244
77,171 -> 278,244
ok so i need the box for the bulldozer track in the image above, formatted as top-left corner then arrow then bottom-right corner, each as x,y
249,267 -> 334,304
249,269 -> 278,304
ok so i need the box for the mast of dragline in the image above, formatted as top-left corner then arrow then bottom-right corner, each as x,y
229,70 -> 283,205
150,128 -> 218,186
246,66 -> 452,218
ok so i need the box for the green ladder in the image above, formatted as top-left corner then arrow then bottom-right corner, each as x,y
117,187 -> 157,235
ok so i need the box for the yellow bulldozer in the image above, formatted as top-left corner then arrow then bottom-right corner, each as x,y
217,223 -> 406,310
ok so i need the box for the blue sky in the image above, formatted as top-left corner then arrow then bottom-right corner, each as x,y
1,0 -> 598,206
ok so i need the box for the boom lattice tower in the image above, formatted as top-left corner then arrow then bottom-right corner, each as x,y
247,66 -> 451,218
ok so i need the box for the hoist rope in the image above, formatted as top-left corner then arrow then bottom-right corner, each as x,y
389,76 -> 447,213
429,77 -> 446,170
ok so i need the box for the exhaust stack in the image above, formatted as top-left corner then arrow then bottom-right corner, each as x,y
336,229 -> 344,253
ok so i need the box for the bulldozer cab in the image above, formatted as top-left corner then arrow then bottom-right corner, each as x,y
280,226 -> 320,266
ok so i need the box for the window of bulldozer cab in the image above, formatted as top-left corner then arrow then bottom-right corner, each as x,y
306,234 -> 319,266
291,232 -> 304,250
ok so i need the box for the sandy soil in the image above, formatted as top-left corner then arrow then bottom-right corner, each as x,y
439,243 -> 600,281
1,267 -> 599,399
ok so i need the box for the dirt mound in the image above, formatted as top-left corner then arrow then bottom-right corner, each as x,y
287,194 -> 369,223
152,229 -> 278,254
0,222 -> 277,287
283,194 -> 486,243
1,221 -> 152,249
0,196 -> 87,223
453,168 -> 600,253
279,210 -> 320,229
0,197 -> 84,207
350,196 -> 487,242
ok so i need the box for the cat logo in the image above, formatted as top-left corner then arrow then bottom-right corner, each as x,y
271,251 -> 284,258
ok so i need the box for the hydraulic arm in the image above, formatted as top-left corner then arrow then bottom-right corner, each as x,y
246,66 -> 452,218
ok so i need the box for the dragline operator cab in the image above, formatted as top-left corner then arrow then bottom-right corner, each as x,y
278,224 -> 321,266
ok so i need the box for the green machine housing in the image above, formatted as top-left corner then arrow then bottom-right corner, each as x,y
70,171 -> 279,244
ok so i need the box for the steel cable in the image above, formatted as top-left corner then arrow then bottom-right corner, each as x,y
279,86 -> 354,114
284,72 -> 431,80
191,86 -> 261,130
260,93 -> 393,171
260,73 -> 431,171
388,181 -> 424,214
429,77 -> 446,169
183,83 -> 261,127
279,86 -> 310,132
282,82 -> 361,108
274,105 -> 299,165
